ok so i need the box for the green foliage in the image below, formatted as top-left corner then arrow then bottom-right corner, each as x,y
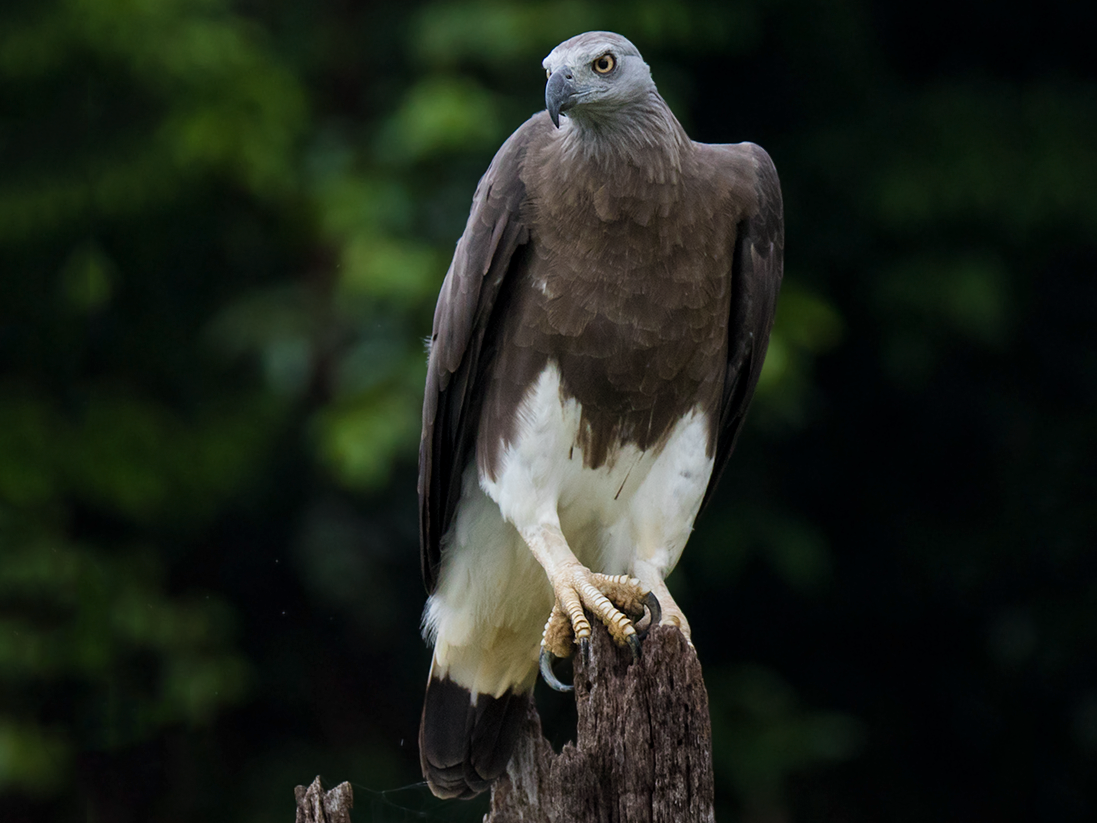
378,76 -> 504,162
0,0 -> 296,802
0,515 -> 248,792
871,81 -> 1097,232
0,388 -> 277,522
0,0 -> 307,243
711,664 -> 864,812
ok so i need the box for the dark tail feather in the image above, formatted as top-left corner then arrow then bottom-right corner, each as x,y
419,673 -> 529,799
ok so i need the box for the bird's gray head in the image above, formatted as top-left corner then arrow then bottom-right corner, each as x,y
542,32 -> 655,129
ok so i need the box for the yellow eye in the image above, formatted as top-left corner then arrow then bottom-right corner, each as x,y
592,53 -> 615,74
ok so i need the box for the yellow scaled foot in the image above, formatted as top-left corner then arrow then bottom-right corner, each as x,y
538,570 -> 660,692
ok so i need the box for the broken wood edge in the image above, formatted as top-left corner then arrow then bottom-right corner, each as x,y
294,776 -> 354,823
487,621 -> 715,822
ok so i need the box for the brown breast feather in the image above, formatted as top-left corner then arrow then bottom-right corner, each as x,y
476,121 -> 755,475
421,109 -> 782,591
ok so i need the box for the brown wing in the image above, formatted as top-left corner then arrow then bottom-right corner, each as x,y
700,142 -> 785,511
419,116 -> 542,592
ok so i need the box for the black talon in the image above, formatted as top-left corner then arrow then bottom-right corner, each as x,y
539,647 -> 574,693
579,636 -> 591,661
626,632 -> 642,661
637,591 -> 662,640
644,591 -> 661,626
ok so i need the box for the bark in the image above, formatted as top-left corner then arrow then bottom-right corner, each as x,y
486,623 -> 715,823
294,777 -> 354,823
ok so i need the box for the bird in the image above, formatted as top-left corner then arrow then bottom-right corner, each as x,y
417,31 -> 783,799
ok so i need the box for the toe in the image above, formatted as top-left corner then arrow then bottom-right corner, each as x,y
542,602 -> 575,660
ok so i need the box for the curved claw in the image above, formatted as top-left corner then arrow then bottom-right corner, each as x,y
539,647 -> 574,693
636,591 -> 662,640
644,591 -> 661,626
626,632 -> 642,661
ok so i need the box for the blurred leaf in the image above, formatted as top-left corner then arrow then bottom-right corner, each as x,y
878,251 -> 1012,345
873,81 -> 1097,232
0,0 -> 307,246
756,283 -> 843,429
377,76 -> 503,162
763,517 -> 832,593
710,664 -> 864,808
312,172 -> 415,240
0,387 -> 280,523
313,381 -> 422,490
339,235 -> 441,303
412,0 -> 755,68
57,241 -> 117,314
0,721 -> 70,793
0,523 -> 250,789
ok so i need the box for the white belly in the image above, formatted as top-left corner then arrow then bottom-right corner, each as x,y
423,362 -> 714,698
483,362 -> 714,577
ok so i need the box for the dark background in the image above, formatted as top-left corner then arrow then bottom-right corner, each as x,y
2,1 -> 1095,821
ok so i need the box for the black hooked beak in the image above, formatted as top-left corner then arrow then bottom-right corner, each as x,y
545,68 -> 577,128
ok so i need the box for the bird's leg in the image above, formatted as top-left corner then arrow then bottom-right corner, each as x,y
519,523 -> 659,690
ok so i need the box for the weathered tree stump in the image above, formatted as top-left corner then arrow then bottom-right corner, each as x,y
486,623 -> 715,823
294,776 -> 354,823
